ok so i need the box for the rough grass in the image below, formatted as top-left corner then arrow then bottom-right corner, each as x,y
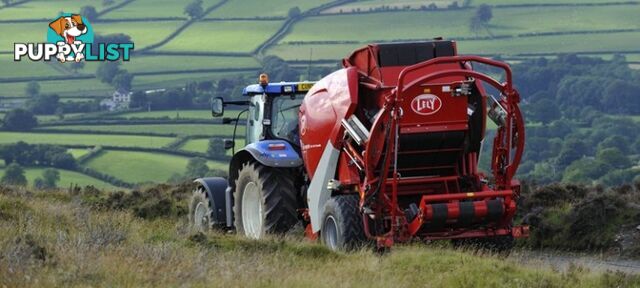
85,150 -> 227,184
1,185 -> 639,287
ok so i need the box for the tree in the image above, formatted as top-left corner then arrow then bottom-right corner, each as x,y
207,138 -> 226,158
27,93 -> 60,115
1,0 -> 11,7
288,6 -> 301,18
1,163 -> 27,186
112,70 -> 134,91
475,4 -> 493,23
80,6 -> 98,22
130,91 -> 148,109
184,0 -> 204,19
596,148 -> 631,169
41,168 -> 61,189
528,98 -> 561,124
96,61 -> 121,84
469,4 -> 493,34
185,157 -> 209,178
2,109 -> 37,131
25,81 -> 40,98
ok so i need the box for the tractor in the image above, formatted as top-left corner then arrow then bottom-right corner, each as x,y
189,39 -> 528,251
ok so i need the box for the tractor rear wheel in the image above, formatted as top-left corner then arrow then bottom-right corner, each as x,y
321,194 -> 366,251
189,186 -> 212,232
233,162 -> 298,239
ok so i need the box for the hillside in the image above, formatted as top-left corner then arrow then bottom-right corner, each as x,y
0,0 -> 639,189
2,185 -> 640,287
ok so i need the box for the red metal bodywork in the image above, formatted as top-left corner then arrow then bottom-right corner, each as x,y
299,41 -> 527,246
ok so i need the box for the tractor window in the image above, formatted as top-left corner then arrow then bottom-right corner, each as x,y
271,95 -> 303,145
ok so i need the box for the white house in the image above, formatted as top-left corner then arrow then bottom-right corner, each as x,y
101,89 -> 132,111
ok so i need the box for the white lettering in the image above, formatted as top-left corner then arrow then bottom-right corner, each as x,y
14,44 -> 27,60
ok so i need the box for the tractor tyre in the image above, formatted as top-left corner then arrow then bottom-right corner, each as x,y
321,194 -> 367,251
233,162 -> 299,239
189,186 -> 212,232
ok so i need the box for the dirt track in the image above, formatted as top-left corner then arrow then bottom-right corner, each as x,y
511,250 -> 640,274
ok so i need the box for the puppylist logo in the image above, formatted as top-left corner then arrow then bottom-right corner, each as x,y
14,13 -> 134,62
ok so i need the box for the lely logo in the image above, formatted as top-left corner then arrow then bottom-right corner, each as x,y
14,13 -> 133,63
411,94 -> 442,115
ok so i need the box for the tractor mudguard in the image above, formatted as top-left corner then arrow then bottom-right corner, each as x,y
236,140 -> 303,168
194,177 -> 233,227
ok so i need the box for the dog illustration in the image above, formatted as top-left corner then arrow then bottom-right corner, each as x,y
48,14 -> 87,62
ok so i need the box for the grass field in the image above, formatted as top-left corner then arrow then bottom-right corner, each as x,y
117,110 -> 214,119
0,59 -> 62,79
0,167 -> 117,190
179,138 -> 245,155
1,189 -> 638,287
207,0 -> 333,18
0,22 -> 47,52
67,148 -> 91,159
0,0 -> 106,20
91,21 -> 185,49
157,20 -> 284,53
0,132 -> 175,148
283,6 -> 639,42
85,150 -> 227,183
102,0 -> 221,19
82,55 -> 260,75
40,124 -> 242,137
109,109 -> 244,120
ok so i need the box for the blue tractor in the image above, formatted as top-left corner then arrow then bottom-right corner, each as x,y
189,74 -> 315,239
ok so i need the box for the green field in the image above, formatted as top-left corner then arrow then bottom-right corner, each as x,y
283,6 -> 639,42
68,148 -> 91,159
91,21 -> 185,49
0,167 -> 117,190
0,132 -> 175,148
40,124 -> 242,137
117,110 -> 214,119
102,0 -> 221,19
85,150 -> 227,183
0,59 -> 62,79
207,0 -> 333,18
0,0 -> 106,20
114,109 -> 244,119
179,138 -> 245,155
157,20 -> 284,53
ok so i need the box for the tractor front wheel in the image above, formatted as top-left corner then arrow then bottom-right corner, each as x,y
189,186 -> 212,232
233,162 -> 298,239
321,194 -> 366,251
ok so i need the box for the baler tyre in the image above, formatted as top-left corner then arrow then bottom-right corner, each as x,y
233,162 -> 298,239
321,194 -> 367,251
189,186 -> 212,232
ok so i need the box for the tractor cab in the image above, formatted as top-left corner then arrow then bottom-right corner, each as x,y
212,74 -> 315,148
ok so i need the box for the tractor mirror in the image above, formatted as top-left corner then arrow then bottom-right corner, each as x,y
211,97 -> 224,117
223,139 -> 235,150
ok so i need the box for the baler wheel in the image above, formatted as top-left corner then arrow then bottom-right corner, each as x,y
234,162 -> 298,239
321,194 -> 366,251
189,186 -> 212,232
